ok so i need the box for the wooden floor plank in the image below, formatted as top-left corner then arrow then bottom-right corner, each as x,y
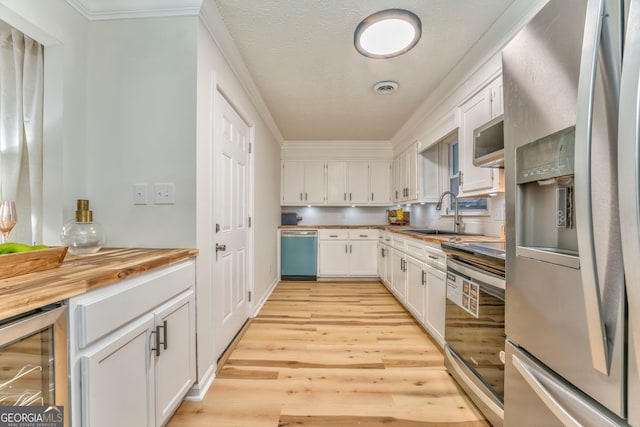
167,280 -> 489,426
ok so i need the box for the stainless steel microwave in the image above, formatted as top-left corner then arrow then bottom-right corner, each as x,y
473,115 -> 504,168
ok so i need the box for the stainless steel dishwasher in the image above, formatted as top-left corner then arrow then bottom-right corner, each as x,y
280,230 -> 317,281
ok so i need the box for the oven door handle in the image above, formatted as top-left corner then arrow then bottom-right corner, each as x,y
447,259 -> 505,290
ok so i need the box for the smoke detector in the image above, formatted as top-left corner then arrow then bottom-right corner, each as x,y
373,81 -> 398,94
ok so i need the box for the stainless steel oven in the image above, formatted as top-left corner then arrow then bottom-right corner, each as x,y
442,241 -> 505,427
0,304 -> 68,426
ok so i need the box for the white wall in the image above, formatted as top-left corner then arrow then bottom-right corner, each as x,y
85,16 -> 198,248
196,11 -> 281,387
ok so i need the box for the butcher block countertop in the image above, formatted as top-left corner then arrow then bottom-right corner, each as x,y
0,248 -> 198,320
279,225 -> 502,244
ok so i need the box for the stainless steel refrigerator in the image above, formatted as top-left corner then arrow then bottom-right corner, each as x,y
503,0 -> 639,425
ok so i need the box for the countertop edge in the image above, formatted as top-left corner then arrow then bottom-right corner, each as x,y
0,248 -> 198,320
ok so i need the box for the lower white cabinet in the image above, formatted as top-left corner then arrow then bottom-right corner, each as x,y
385,236 -> 447,348
69,260 -> 196,427
318,229 -> 378,277
425,265 -> 446,347
405,255 -> 426,322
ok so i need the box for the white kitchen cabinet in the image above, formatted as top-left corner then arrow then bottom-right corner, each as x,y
326,161 -> 388,205
391,250 -> 406,300
281,160 -> 325,205
81,314 -> 155,427
69,261 -> 196,427
489,75 -> 503,118
318,229 -> 378,277
318,238 -> 350,276
405,255 -> 426,322
425,266 -> 446,347
326,162 -> 348,204
392,143 -> 418,203
348,162 -> 369,204
420,144 -> 440,202
458,77 -> 504,197
369,161 -> 391,205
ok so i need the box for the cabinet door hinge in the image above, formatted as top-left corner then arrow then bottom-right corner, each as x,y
248,291 -> 252,302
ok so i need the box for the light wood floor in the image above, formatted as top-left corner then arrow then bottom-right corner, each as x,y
167,280 -> 489,426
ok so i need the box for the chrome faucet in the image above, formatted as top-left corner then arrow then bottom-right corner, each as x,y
436,191 -> 463,233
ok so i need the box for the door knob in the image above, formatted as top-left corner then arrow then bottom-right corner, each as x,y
216,243 -> 226,252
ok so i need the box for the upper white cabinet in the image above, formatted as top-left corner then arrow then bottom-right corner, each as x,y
420,144 -> 440,202
282,160 -> 325,204
326,161 -> 370,204
283,160 -> 391,206
392,143 -> 419,203
369,161 -> 392,205
458,76 -> 504,197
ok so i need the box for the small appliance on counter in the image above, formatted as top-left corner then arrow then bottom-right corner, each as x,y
281,212 -> 302,226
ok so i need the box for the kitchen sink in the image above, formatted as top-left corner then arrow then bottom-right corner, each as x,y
405,229 -> 479,237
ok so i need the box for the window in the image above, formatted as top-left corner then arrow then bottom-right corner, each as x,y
445,138 -> 488,212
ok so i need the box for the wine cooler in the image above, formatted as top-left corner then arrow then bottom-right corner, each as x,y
0,304 -> 68,426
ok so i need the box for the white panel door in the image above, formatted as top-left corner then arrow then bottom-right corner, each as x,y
214,93 -> 250,359
81,314 -> 155,427
348,161 -> 369,204
155,291 -> 196,426
282,161 -> 305,204
349,240 -> 377,276
369,161 -> 391,204
326,161 -> 348,204
391,251 -> 406,300
426,267 -> 446,346
303,161 -> 326,204
318,240 -> 349,276
405,256 -> 425,322
459,87 -> 494,195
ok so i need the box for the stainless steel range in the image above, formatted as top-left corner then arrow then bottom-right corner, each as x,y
441,240 -> 506,427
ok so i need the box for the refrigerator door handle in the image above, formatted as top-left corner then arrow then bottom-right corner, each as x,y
574,0 -> 620,375
619,0 -> 640,376
511,353 -> 623,427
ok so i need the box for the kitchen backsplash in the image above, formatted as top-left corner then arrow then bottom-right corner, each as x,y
282,194 -> 505,237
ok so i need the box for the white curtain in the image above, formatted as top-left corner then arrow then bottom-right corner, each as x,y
0,28 -> 44,244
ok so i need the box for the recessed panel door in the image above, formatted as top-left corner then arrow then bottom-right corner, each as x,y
214,93 -> 250,359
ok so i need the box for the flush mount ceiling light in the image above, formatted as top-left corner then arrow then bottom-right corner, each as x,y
354,9 -> 421,59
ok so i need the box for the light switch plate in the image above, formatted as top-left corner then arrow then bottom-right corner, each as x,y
133,183 -> 148,205
154,183 -> 175,205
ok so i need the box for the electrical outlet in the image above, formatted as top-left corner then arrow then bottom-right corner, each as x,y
154,183 -> 175,205
133,183 -> 148,205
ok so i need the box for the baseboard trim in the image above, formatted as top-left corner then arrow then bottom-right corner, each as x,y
252,276 -> 279,317
184,364 -> 216,401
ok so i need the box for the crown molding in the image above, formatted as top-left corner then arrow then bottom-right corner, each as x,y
64,0 -> 202,20
199,0 -> 283,144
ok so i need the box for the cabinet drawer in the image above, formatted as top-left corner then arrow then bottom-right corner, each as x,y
391,235 -> 405,251
425,248 -> 446,271
319,229 -> 348,240
74,260 -> 195,349
348,230 -> 378,240
405,239 -> 426,260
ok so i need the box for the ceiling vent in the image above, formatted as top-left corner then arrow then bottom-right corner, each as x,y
373,81 -> 399,94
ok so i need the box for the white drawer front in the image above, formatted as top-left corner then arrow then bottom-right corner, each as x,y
74,260 -> 195,349
348,230 -> 378,240
319,229 -> 348,240
425,248 -> 446,271
405,239 -> 426,260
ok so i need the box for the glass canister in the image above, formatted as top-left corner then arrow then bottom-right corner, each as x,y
61,199 -> 105,255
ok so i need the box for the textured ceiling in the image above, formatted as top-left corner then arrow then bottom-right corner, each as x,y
213,0 -> 516,141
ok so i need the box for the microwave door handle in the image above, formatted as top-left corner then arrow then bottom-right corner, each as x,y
575,0 -> 620,375
619,0 -> 640,378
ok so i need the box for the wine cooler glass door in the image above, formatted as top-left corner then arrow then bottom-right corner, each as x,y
0,306 -> 68,416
